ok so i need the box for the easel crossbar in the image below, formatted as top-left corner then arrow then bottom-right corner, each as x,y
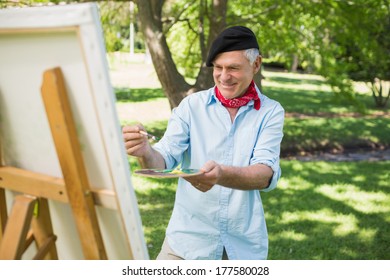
0,166 -> 117,209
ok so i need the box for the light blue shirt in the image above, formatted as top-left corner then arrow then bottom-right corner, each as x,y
153,85 -> 284,260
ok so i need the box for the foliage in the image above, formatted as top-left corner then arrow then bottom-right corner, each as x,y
151,0 -> 388,109
1,0 -> 388,109
0,1 -> 144,53
318,0 -> 390,109
98,1 -> 144,52
162,1 -> 204,80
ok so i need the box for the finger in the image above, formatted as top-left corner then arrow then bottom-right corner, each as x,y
200,160 -> 216,173
125,141 -> 147,154
123,132 -> 142,142
122,124 -> 144,134
122,125 -> 136,133
123,126 -> 151,142
124,135 -> 146,146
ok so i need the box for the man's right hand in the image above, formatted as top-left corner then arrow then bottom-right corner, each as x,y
122,124 -> 151,158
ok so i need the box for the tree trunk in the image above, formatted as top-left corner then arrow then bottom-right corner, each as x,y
194,0 -> 228,90
291,54 -> 299,72
370,79 -> 390,108
135,0 -> 190,109
135,0 -> 228,109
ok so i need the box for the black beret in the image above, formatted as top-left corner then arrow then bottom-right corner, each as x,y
206,26 -> 260,67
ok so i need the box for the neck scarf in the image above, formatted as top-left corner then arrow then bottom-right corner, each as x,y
214,80 -> 261,110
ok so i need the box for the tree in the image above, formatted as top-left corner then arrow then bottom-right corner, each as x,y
303,0 -> 390,109
340,0 -> 390,108
99,1 -> 130,52
134,0 -> 293,109
3,0 -> 388,110
133,0 -> 357,109
107,0 -> 390,110
134,0 -> 228,109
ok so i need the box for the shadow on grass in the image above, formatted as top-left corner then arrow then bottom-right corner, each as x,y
115,87 -> 165,102
281,117 -> 390,156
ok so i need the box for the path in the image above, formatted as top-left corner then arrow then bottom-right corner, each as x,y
109,53 -> 171,124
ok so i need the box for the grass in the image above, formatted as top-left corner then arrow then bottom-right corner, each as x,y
130,159 -> 390,260
265,161 -> 389,260
282,117 -> 390,155
262,70 -> 387,115
115,88 -> 165,102
116,69 -> 390,260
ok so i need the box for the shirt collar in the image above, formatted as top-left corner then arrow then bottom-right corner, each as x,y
207,87 -> 217,105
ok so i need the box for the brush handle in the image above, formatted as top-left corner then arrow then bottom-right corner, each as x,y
139,130 -> 159,141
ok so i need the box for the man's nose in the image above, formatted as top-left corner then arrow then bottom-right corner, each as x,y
219,68 -> 231,80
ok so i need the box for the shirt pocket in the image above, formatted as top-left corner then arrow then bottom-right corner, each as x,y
235,126 -> 258,165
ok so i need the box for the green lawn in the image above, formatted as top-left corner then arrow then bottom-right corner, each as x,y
265,160 -> 389,260
118,70 -> 390,260
131,159 -> 390,260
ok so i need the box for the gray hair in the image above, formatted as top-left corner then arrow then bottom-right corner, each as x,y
244,48 -> 260,65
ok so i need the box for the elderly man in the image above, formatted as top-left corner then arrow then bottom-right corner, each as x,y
123,26 -> 284,260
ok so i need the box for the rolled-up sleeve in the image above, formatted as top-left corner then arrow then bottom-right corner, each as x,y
250,103 -> 285,192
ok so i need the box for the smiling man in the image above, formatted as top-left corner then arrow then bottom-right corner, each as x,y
123,26 -> 285,260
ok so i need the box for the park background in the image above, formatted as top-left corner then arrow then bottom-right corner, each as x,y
2,0 -> 389,259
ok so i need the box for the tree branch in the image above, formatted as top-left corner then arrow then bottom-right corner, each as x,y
162,0 -> 197,34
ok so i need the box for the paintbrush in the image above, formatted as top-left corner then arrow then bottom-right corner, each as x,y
139,130 -> 159,141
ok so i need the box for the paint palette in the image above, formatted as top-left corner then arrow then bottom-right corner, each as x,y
134,168 -> 202,178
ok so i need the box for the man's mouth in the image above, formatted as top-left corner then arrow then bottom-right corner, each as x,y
219,82 -> 236,89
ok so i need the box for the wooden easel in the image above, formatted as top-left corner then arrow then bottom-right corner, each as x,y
0,67 -> 109,259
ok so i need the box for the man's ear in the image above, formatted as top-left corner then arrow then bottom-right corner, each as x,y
253,56 -> 262,74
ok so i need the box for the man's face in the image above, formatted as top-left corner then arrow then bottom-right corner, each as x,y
212,50 -> 260,99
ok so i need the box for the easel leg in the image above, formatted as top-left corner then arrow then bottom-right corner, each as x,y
0,131 -> 6,241
0,195 -> 37,259
0,188 -> 7,240
31,198 -> 58,260
41,67 -> 107,259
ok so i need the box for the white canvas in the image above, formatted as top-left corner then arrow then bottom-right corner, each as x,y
0,3 -> 149,260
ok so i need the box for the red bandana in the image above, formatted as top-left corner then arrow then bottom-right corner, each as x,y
215,80 -> 261,110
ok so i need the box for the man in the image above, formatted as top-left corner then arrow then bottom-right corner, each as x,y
123,26 -> 284,260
